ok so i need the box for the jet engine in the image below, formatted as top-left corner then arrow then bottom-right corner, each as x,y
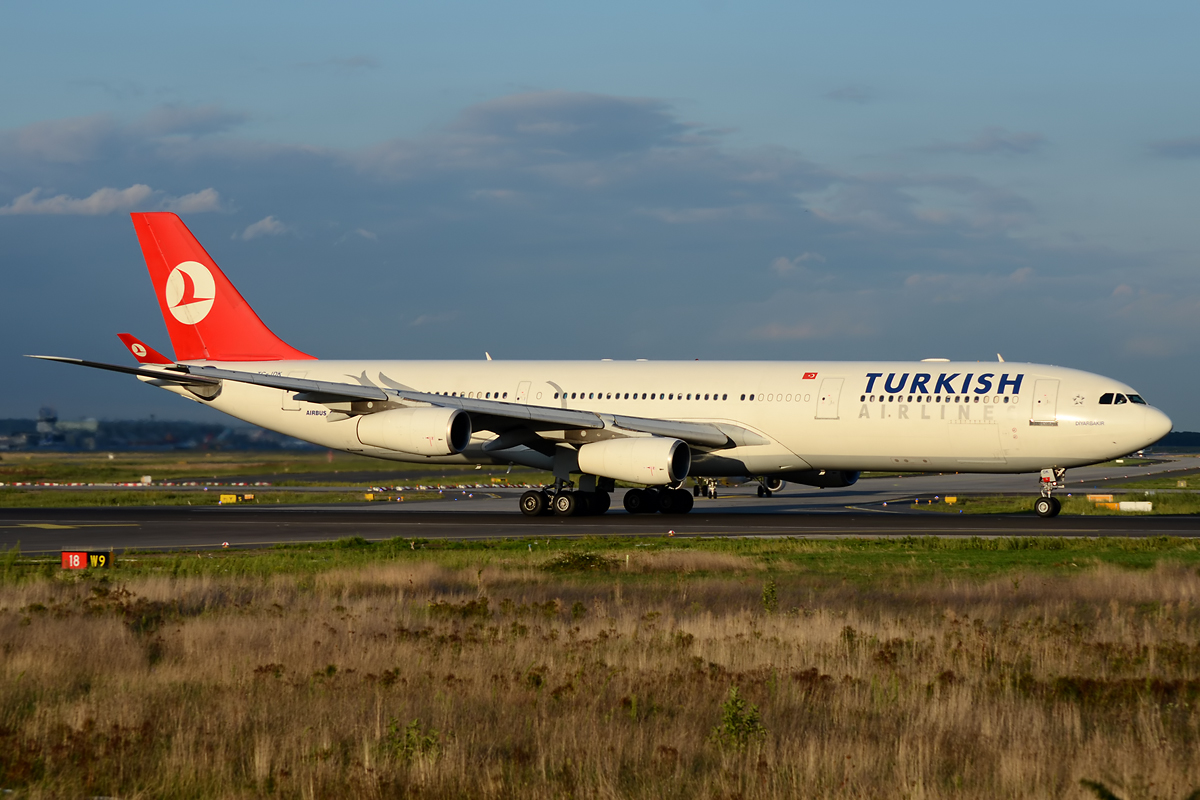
576,437 -> 690,485
356,407 -> 472,456
778,469 -> 860,488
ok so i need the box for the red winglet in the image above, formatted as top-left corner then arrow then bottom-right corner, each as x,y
130,212 -> 315,362
117,333 -> 174,364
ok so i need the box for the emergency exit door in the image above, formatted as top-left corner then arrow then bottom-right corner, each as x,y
1031,379 -> 1059,423
815,378 -> 843,419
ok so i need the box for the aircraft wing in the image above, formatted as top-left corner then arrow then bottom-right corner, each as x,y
31,357 -> 740,449
186,365 -> 734,448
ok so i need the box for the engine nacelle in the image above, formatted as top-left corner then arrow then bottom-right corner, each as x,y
778,469 -> 860,488
576,437 -> 690,485
356,407 -> 472,456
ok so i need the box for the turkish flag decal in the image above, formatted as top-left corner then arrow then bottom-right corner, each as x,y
802,372 -> 818,380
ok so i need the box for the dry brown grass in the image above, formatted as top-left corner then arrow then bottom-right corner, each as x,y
2,561 -> 1199,798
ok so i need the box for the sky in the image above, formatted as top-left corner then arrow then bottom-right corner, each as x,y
2,1 -> 1199,428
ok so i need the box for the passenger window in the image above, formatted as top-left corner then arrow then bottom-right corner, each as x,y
722,394 -> 727,400
1128,394 -> 1146,404
741,394 -> 746,400
749,394 -> 755,401
1115,394 -> 1128,404
571,392 -> 577,399
1099,393 -> 1113,404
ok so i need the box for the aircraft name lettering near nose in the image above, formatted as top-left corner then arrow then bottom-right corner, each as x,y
30,213 -> 1173,519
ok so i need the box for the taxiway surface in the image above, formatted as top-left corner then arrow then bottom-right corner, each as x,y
2,455 -> 1198,553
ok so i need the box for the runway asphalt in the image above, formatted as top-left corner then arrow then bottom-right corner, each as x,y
3,456 -> 1198,554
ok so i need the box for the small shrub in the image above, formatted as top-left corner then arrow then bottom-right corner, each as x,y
542,552 -> 618,573
761,578 -> 778,614
384,718 -> 441,763
709,686 -> 766,750
428,597 -> 490,619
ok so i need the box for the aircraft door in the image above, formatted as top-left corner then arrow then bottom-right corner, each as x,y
1032,379 -> 1059,422
281,372 -> 308,411
515,381 -> 531,404
815,378 -> 843,419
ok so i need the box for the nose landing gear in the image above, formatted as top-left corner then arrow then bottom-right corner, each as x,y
1035,468 -> 1066,518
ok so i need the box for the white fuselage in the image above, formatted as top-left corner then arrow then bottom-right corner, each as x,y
149,358 -> 1171,477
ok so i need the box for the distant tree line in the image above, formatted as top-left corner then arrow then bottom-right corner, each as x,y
0,418 -> 318,451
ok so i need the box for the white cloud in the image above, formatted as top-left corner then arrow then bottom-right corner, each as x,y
239,215 -> 289,240
163,188 -> 222,213
410,312 -> 457,327
0,184 -> 223,215
771,252 -> 826,276
0,184 -> 153,215
354,228 -> 377,240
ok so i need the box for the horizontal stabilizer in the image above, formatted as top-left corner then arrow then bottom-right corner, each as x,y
117,333 -> 173,365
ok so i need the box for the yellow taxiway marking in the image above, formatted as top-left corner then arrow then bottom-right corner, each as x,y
0,523 -> 140,530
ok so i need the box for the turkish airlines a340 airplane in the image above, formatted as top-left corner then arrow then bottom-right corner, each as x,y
33,213 -> 1172,518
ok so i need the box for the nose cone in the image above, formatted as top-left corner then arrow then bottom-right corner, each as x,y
1145,407 -> 1172,445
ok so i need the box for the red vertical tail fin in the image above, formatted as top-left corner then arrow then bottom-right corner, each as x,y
130,212 -> 315,362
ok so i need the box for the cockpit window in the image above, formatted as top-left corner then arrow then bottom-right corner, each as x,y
1099,393 -> 1113,405
1128,394 -> 1147,404
1114,394 -> 1128,405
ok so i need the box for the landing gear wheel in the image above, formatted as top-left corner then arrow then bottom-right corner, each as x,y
757,485 -> 772,498
553,491 -> 579,517
623,489 -> 651,514
591,491 -> 611,515
1034,496 -> 1061,518
520,490 -> 548,517
659,488 -> 694,514
693,484 -> 702,497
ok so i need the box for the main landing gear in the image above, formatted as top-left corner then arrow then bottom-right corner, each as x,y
519,484 -> 692,517
694,479 -> 718,499
519,480 -> 612,518
1034,467 -> 1067,518
623,487 -> 694,515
